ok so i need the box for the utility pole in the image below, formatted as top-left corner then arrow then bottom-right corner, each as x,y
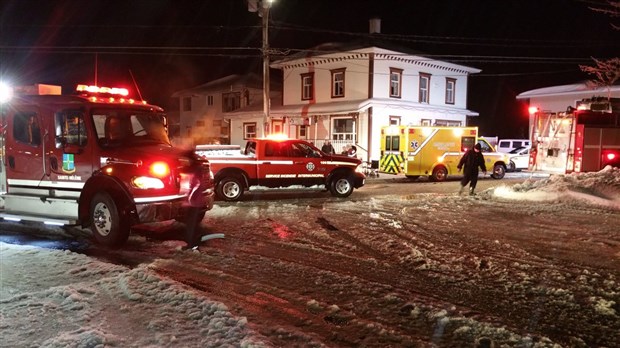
261,1 -> 271,136
249,0 -> 273,136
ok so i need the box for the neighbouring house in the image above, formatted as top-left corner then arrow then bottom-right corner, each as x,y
173,22 -> 481,161
170,73 -> 281,146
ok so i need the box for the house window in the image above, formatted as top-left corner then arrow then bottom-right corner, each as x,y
301,73 -> 314,100
389,116 -> 401,126
445,78 -> 456,104
182,97 -> 192,111
331,68 -> 345,98
419,73 -> 431,103
434,119 -> 462,127
243,122 -> 257,139
332,117 -> 356,142
298,125 -> 308,139
195,120 -> 205,127
421,119 -> 432,126
389,68 -> 402,98
207,95 -> 214,106
222,92 -> 241,112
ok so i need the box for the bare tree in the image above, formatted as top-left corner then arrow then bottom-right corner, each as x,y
587,0 -> 620,30
579,1 -> 619,97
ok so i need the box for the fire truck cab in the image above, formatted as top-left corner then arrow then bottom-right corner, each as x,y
0,83 -> 215,247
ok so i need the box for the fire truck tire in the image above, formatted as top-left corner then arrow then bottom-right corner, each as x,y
216,177 -> 244,201
89,192 -> 130,247
491,164 -> 506,179
430,166 -> 448,182
329,174 -> 354,197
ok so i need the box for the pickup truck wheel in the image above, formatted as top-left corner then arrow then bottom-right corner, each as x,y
430,166 -> 448,182
330,175 -> 354,198
89,192 -> 130,248
491,164 -> 506,179
217,177 -> 244,201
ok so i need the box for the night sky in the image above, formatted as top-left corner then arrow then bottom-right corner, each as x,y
1,0 -> 618,138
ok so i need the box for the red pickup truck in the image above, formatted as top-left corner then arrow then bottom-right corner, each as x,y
200,138 -> 366,201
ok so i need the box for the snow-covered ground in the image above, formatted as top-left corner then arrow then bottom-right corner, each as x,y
1,168 -> 619,347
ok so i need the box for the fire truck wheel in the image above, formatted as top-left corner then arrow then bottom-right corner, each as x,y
491,164 -> 506,179
330,175 -> 354,197
217,177 -> 244,201
89,192 -> 130,247
430,166 -> 448,182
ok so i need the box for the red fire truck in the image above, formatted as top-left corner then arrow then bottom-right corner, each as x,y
0,83 -> 215,247
530,97 -> 620,173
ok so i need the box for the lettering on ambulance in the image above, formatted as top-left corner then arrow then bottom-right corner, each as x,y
410,129 -> 439,156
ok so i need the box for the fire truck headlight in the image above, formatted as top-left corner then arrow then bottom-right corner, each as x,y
355,164 -> 364,173
132,176 -> 165,189
0,82 -> 13,103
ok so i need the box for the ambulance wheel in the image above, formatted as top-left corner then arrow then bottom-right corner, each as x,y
89,192 -> 130,248
491,164 -> 506,179
430,166 -> 448,182
330,174 -> 354,198
217,176 -> 244,201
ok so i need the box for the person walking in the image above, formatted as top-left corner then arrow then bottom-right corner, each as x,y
321,140 -> 335,154
457,143 -> 487,195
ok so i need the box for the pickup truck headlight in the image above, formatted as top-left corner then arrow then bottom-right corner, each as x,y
132,176 -> 165,189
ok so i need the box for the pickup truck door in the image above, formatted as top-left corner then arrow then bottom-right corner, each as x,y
258,141 -> 325,187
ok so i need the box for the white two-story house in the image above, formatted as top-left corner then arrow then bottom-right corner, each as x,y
172,39 -> 481,161
224,42 -> 481,161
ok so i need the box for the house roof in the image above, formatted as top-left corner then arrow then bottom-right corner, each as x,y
270,41 -> 481,75
224,98 -> 479,119
171,73 -> 281,97
516,82 -> 620,99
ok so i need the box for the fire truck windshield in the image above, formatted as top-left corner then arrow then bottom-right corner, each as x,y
93,109 -> 171,147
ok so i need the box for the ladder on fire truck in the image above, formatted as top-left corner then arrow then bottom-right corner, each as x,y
531,108 -> 577,173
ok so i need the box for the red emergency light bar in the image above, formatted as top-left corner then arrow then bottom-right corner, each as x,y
76,84 -> 129,96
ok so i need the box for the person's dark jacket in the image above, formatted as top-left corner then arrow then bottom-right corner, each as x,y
321,143 -> 335,154
457,147 -> 486,174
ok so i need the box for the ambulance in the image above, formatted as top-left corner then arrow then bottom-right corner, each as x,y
0,83 -> 215,247
379,125 -> 509,181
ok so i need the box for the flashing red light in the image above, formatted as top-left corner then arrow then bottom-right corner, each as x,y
149,161 -> 170,177
528,106 -> 539,115
606,153 -> 616,161
76,84 -> 129,96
